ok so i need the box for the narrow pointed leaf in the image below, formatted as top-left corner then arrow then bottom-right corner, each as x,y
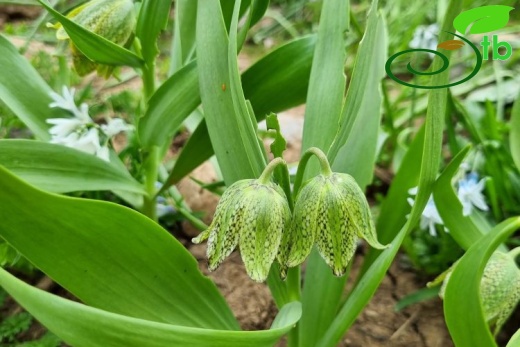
0,268 -> 301,347
38,0 -> 143,67
444,218 -> 520,347
328,0 -> 388,190
0,166 -> 238,330
136,0 -> 172,64
0,139 -> 145,194
139,60 -> 200,148
196,0 -> 265,185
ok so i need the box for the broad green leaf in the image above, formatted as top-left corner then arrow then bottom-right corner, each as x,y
453,5 -> 514,35
139,60 -> 200,148
0,166 -> 238,330
0,139 -> 145,194
319,0 -> 462,345
165,35 -> 316,186
298,1 -> 349,346
0,268 -> 301,347
196,0 -> 266,185
0,35 -> 66,140
136,0 -> 171,65
329,2 -> 388,190
444,218 -> 520,347
511,91 -> 520,171
38,0 -> 143,68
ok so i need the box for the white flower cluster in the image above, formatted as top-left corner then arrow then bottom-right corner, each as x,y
408,171 -> 489,236
409,24 -> 439,52
46,87 -> 132,161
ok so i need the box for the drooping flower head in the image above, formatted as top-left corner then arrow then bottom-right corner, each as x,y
434,249 -> 520,335
193,159 -> 291,283
278,148 -> 387,277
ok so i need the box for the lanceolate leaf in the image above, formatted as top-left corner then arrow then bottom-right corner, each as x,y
0,35 -> 66,140
444,218 -> 520,347
0,166 -> 238,330
328,0 -> 388,190
0,268 -> 302,347
136,0 -> 172,64
170,0 -> 198,73
0,140 -> 145,194
196,0 -> 265,185
38,0 -> 143,67
139,60 -> 200,148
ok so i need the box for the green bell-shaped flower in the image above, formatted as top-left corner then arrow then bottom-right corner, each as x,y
435,249 -> 520,335
279,148 -> 387,277
48,0 -> 136,77
193,159 -> 291,283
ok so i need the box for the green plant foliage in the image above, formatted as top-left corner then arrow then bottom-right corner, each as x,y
0,312 -> 32,343
444,218 -> 520,347
0,140 -> 145,194
0,35 -> 67,140
38,0 -> 143,68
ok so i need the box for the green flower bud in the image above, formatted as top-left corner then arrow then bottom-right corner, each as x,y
279,161 -> 387,277
436,250 -> 520,335
48,0 -> 136,78
193,159 -> 291,283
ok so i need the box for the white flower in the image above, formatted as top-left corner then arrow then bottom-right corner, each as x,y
409,24 -> 439,57
49,86 -> 90,121
457,172 -> 488,217
46,86 -> 130,162
407,187 -> 444,237
101,118 -> 133,137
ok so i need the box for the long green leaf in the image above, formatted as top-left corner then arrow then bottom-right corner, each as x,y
139,60 -> 200,148
136,0 -> 171,65
444,218 -> 520,347
0,166 -> 238,330
164,35 -> 315,186
0,139 -> 144,194
433,146 -> 486,249
0,268 -> 301,347
170,0 -> 198,73
329,2 -> 388,189
196,0 -> 266,185
298,1 -> 349,346
0,35 -> 65,140
38,0 -> 143,67
511,90 -> 520,171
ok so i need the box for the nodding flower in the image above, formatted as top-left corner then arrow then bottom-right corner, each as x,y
192,159 -> 291,283
278,148 -> 387,278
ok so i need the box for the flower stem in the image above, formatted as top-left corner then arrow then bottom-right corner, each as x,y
293,147 -> 332,197
509,247 -> 520,260
258,157 -> 287,184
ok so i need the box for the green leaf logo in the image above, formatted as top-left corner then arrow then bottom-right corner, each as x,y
453,5 -> 514,35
